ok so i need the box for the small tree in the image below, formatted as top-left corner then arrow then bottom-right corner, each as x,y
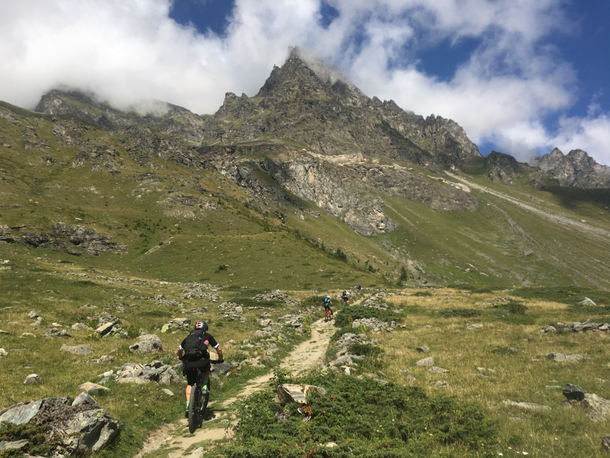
399,266 -> 408,283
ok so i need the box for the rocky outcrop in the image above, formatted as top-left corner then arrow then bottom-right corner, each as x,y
0,222 -> 125,256
533,148 -> 610,188
0,397 -> 119,456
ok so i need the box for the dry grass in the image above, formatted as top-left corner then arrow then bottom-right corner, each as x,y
373,288 -> 610,457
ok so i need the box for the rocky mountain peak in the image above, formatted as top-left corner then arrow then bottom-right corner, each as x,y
534,147 -> 610,188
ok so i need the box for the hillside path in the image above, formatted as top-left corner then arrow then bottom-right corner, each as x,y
135,317 -> 336,458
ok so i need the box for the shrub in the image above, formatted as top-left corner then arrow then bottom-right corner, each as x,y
216,373 -> 497,457
139,310 -> 172,317
334,306 -> 399,328
301,295 -> 326,307
413,291 -> 432,297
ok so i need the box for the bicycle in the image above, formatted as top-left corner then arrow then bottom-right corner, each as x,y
324,307 -> 333,322
188,361 -> 220,434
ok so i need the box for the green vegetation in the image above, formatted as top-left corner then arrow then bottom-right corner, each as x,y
215,374 -> 497,458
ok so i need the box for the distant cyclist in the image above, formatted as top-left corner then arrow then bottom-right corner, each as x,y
323,295 -> 333,320
342,290 -> 350,305
356,284 -> 361,292
177,321 -> 223,418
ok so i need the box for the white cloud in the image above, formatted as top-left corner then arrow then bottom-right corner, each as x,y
0,0 -> 607,165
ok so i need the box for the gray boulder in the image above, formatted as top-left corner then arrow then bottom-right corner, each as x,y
416,346 -> 430,353
562,384 -> 585,402
72,322 -> 92,331
72,392 -> 99,407
60,408 -> 119,453
0,400 -> 43,424
161,318 -> 191,333
129,334 -> 162,353
212,362 -> 232,375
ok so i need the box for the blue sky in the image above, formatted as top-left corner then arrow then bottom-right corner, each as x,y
1,0 -> 609,165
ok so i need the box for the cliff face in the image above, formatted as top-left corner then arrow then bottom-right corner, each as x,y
534,148 -> 610,188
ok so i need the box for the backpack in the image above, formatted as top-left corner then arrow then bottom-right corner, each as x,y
183,329 -> 210,362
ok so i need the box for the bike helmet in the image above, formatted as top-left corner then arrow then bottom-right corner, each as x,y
195,321 -> 208,331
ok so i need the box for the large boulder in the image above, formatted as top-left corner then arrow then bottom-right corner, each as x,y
0,400 -> 44,424
129,334 -> 162,353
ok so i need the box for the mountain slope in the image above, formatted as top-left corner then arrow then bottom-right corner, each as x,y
1,50 -> 610,289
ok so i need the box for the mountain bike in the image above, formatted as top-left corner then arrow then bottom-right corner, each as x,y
188,361 -> 219,434
324,307 -> 333,322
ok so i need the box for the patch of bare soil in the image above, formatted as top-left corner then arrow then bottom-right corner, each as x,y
135,317 -> 336,458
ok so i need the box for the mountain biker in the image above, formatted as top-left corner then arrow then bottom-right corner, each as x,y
356,284 -> 361,292
177,321 -> 223,418
323,295 -> 333,319
342,290 -> 350,305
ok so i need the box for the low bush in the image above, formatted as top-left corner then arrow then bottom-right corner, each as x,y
212,373 -> 497,457
334,306 -> 399,328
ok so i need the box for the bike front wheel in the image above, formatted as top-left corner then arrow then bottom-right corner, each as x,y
188,385 -> 201,434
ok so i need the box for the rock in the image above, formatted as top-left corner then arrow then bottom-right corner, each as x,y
562,384 -> 585,402
0,439 -> 29,451
72,392 -> 99,407
60,408 -> 120,453
129,334 -> 162,353
428,366 -> 448,374
577,297 -> 596,306
161,318 -> 191,333
258,318 -> 272,326
547,352 -> 583,362
0,348 -> 7,356
416,356 -> 435,367
43,328 -> 72,338
98,355 -> 114,363
430,380 -> 448,387
541,326 -> 556,334
275,384 -> 327,405
72,322 -> 92,331
416,346 -> 430,353
95,322 -> 115,337
583,393 -> 610,422
20,332 -> 35,337
466,323 -> 482,330
79,382 -> 110,394
28,310 -> 39,319
0,400 -> 43,424
502,400 -> 551,412
115,361 -> 180,384
405,374 -> 417,382
24,374 -> 42,385
60,344 -> 94,355
162,388 -> 174,396
212,362 -> 232,375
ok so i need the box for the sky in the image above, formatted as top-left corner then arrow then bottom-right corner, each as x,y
1,0 -> 609,166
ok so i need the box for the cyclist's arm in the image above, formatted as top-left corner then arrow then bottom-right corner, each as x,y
216,346 -> 224,363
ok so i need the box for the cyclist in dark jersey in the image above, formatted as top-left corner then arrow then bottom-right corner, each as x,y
177,321 -> 223,417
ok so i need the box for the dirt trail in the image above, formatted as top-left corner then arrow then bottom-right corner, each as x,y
135,317 -> 336,458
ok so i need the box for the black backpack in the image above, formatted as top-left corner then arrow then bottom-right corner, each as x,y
183,329 -> 209,362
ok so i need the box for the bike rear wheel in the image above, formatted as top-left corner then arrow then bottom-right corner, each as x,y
188,385 -> 201,434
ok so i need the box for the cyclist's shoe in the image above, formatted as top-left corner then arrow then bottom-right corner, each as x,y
202,389 -> 210,395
